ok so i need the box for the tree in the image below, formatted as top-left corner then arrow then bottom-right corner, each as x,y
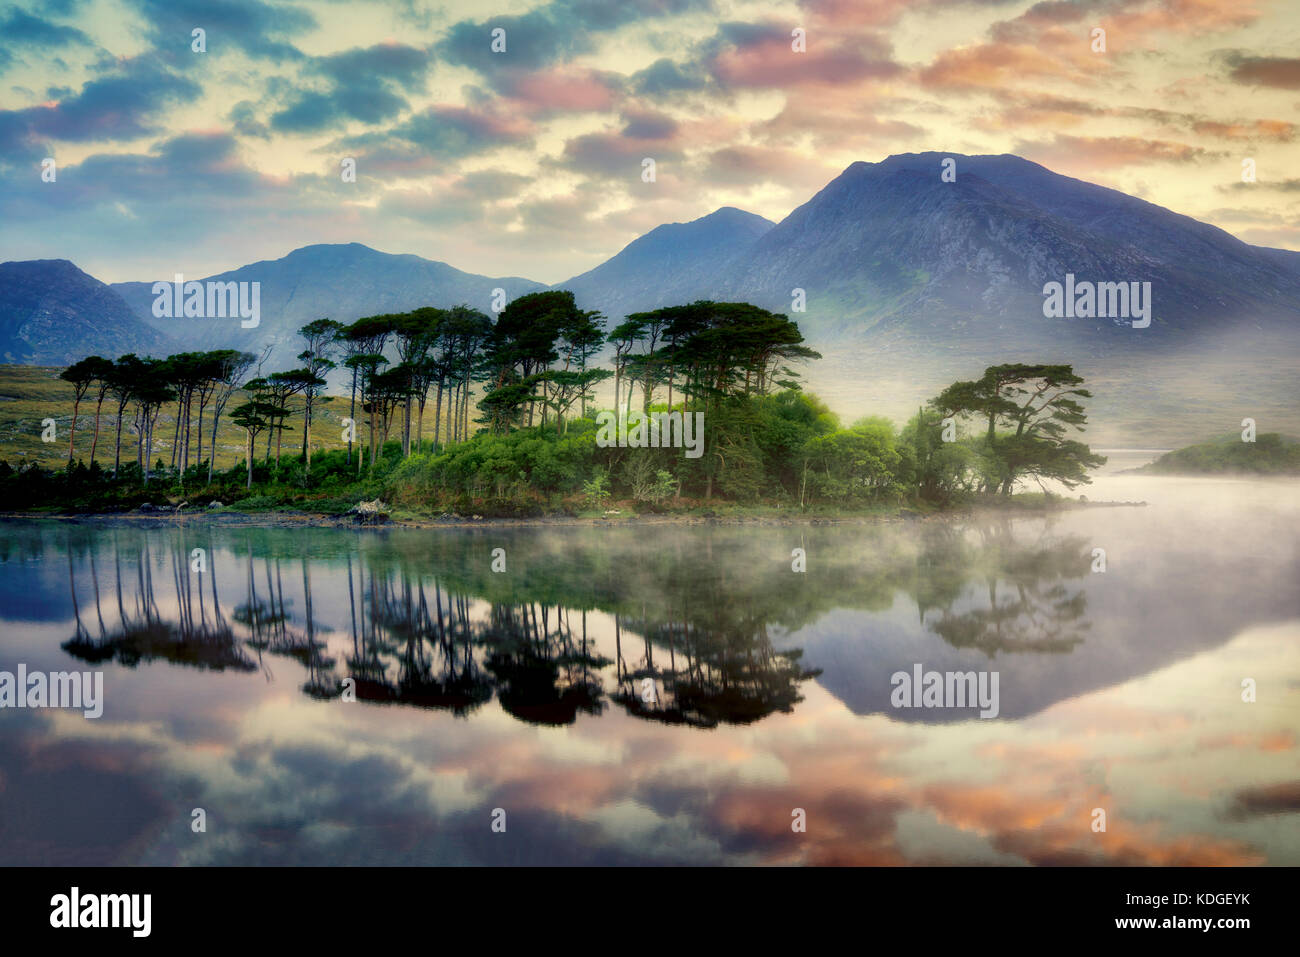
297,319 -> 342,466
543,307 -> 607,432
163,352 -> 210,476
230,400 -> 278,489
129,360 -> 175,484
339,315 -> 396,464
391,308 -> 442,456
344,353 -> 387,474
479,291 -> 573,430
440,306 -> 492,443
207,350 -> 256,484
107,355 -> 143,477
59,358 -> 104,466
62,356 -> 115,466
931,364 -> 1106,494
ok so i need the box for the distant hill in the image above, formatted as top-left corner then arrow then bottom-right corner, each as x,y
111,242 -> 545,372
0,260 -> 170,365
1135,432 -> 1300,475
559,206 -> 774,319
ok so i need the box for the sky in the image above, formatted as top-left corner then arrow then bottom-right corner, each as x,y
1,0 -> 1298,284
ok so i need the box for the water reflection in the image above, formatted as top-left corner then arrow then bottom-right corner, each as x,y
3,496 -> 1298,866
62,535 -> 255,673
911,521 -> 1090,656
54,525 -> 837,727
45,519 -> 1118,727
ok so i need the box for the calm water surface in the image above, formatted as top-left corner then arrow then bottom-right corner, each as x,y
1,451 -> 1297,865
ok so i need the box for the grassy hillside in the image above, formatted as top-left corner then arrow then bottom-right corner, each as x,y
0,364 -> 457,470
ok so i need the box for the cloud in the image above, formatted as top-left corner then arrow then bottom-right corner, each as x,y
269,42 -> 433,133
555,108 -> 686,180
704,21 -> 903,90
0,57 -> 201,158
629,57 -> 712,96
1226,780 -> 1300,820
130,0 -> 314,62
1223,53 -> 1300,90
435,0 -> 716,77
1218,178 -> 1300,194
0,5 -> 91,71
378,169 -> 533,228
496,66 -> 624,116
919,41 -> 1090,91
1014,133 -> 1220,170
341,103 -> 535,163
1192,118 -> 1296,143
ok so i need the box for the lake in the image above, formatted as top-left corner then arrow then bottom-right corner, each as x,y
2,452 -> 1297,865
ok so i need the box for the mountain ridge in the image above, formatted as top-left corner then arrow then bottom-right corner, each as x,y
4,152 -> 1299,375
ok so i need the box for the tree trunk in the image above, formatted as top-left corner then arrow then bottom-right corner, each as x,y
301,396 -> 310,462
433,380 -> 443,450
196,398 -> 207,467
170,399 -> 182,469
67,397 -> 81,466
89,395 -> 104,464
208,404 -> 223,485
347,369 -> 358,465
113,402 -> 125,476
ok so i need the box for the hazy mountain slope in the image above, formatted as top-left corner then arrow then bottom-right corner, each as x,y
112,243 -> 545,371
0,260 -> 169,365
559,206 -> 774,320
710,156 -> 1300,351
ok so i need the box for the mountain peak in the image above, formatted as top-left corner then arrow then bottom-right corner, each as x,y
560,205 -> 774,317
696,206 -> 775,228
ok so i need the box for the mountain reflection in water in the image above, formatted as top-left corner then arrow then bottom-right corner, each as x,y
1,476 -> 1297,865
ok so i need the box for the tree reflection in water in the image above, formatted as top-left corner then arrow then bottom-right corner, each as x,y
56,518 -> 1094,726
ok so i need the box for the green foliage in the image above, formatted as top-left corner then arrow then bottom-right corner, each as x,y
581,470 -> 611,509
1141,433 -> 1300,475
802,417 -> 904,503
391,422 -> 598,506
931,363 -> 1105,494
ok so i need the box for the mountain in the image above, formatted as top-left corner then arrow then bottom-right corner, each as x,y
562,153 -> 1300,354
0,260 -> 170,365
5,155 -> 1299,444
112,243 -> 545,372
558,206 -> 774,319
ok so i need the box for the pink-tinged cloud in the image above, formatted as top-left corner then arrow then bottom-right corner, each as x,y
1108,0 -> 1261,37
1193,118 -> 1296,142
1016,133 -> 1218,171
710,29 -> 901,90
759,88 -> 927,148
919,42 -> 1094,92
498,67 -> 623,115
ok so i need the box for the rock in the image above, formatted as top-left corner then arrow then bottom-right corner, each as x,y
348,499 -> 391,524
138,503 -> 154,512
207,501 -> 223,509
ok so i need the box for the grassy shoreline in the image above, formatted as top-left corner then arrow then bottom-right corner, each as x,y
0,493 -> 1146,530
